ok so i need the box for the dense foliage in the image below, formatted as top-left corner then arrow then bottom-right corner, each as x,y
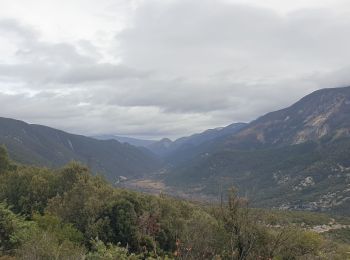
0,147 -> 349,259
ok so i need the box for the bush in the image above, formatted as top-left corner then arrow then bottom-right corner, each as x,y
0,203 -> 35,255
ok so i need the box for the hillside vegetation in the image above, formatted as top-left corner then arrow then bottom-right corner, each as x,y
0,146 -> 350,259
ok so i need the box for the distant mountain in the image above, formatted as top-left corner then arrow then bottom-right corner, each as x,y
94,135 -> 156,147
146,123 -> 247,157
146,138 -> 174,157
0,117 -> 160,181
172,123 -> 247,149
95,123 -> 247,159
165,86 -> 350,214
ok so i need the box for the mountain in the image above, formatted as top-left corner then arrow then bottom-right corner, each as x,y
96,123 -> 247,159
165,86 -> 350,214
223,86 -> 350,149
146,123 -> 247,157
146,138 -> 174,156
93,135 -> 156,147
0,117 -> 160,181
3,86 -> 350,214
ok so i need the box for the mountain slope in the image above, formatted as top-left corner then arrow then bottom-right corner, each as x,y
223,86 -> 350,149
0,117 -> 160,181
93,135 -> 156,147
165,86 -> 350,214
147,123 -> 247,157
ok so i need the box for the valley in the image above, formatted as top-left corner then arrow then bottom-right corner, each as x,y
112,86 -> 350,216
2,1 -> 350,257
1,86 -> 350,259
2,87 -> 350,216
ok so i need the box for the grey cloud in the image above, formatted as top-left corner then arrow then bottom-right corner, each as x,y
119,0 -> 350,76
100,79 -> 232,113
1,1 -> 350,139
58,64 -> 150,84
0,62 -> 149,86
0,19 -> 91,66
0,18 -> 39,40
0,91 -> 213,139
0,19 -> 150,87
111,0 -> 350,125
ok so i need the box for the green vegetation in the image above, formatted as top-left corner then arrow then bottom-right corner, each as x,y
0,145 -> 10,173
166,137 -> 350,214
326,228 -> 350,244
0,147 -> 349,259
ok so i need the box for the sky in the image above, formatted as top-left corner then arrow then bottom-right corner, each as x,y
1,0 -> 350,140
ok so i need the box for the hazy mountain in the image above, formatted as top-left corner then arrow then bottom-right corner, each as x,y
146,138 -> 174,157
147,123 -> 247,157
165,86 -> 350,214
95,123 -> 247,159
172,123 -> 247,148
0,117 -> 160,181
94,135 -> 156,147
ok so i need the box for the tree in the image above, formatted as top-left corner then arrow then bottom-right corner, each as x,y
176,210 -> 225,259
0,167 -> 57,216
16,231 -> 85,260
0,146 -> 10,174
86,239 -> 140,260
96,199 -> 139,250
56,162 -> 90,194
0,203 -> 34,255
46,170 -> 114,243
15,214 -> 86,260
219,188 -> 261,260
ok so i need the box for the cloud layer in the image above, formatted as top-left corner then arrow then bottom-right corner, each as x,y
1,0 -> 350,139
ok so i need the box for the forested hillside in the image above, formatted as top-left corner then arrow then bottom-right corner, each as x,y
0,117 -> 160,181
0,146 -> 350,259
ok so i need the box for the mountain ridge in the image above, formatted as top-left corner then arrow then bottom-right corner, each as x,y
93,134 -> 156,147
2,86 -> 350,214
223,86 -> 350,149
0,117 -> 160,181
147,123 -> 247,157
164,86 -> 350,214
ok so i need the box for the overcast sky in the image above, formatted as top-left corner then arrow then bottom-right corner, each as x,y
1,0 -> 350,139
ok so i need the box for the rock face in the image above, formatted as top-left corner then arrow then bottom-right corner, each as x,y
224,86 -> 350,148
165,86 -> 350,215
